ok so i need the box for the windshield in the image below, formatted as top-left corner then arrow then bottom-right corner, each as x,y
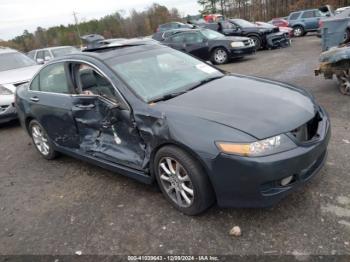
51,47 -> 79,57
107,49 -> 223,102
0,52 -> 36,71
201,29 -> 224,39
232,19 -> 256,28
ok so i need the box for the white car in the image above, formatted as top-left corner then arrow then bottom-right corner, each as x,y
27,46 -> 79,64
0,47 -> 41,124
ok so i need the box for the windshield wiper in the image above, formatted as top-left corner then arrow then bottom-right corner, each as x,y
186,75 -> 224,92
150,91 -> 188,103
150,75 -> 224,103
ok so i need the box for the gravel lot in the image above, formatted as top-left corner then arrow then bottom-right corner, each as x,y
1,35 -> 350,257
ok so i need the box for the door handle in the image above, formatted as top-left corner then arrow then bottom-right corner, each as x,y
74,104 -> 96,110
30,97 -> 40,102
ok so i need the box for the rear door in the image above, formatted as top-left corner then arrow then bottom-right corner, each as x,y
164,33 -> 185,51
28,62 -> 79,148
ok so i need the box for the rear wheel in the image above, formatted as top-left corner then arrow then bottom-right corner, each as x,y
336,70 -> 350,96
293,26 -> 305,37
211,47 -> 229,65
154,146 -> 215,215
29,120 -> 57,160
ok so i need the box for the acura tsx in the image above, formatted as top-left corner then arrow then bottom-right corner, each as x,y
15,41 -> 330,215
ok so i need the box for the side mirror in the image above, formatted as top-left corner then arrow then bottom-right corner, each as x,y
36,58 -> 44,64
44,56 -> 52,61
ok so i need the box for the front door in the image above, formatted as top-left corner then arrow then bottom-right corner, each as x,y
70,64 -> 146,170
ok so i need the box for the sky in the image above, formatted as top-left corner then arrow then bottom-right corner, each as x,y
0,0 -> 200,40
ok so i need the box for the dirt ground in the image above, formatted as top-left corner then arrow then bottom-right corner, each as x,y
0,35 -> 350,257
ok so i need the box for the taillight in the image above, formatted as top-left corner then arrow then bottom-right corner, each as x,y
319,20 -> 324,28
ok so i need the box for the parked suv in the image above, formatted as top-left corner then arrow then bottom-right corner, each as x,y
287,6 -> 333,37
27,46 -> 79,64
0,47 -> 41,123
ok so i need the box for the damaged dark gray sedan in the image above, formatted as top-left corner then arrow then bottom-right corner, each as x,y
16,43 -> 330,215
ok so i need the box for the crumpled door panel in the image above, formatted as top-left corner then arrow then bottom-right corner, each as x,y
72,96 -> 145,170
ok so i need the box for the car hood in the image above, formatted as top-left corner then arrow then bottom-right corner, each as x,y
0,65 -> 41,86
157,75 -> 317,140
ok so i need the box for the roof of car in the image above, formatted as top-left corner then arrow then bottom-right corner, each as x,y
0,47 -> 18,54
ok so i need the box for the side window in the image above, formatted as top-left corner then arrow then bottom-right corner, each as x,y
36,51 -> 44,60
30,75 -> 40,91
290,12 -> 301,20
301,11 -> 315,18
183,32 -> 204,44
169,34 -> 184,43
78,65 -> 118,103
39,63 -> 70,94
44,50 -> 51,59
222,21 -> 235,29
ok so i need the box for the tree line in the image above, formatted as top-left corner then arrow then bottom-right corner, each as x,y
198,0 -> 350,21
2,1 -> 350,52
0,3 -> 182,52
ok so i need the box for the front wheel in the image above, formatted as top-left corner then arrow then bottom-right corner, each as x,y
211,47 -> 229,65
336,70 -> 350,95
249,36 -> 261,50
29,120 -> 57,160
154,146 -> 215,215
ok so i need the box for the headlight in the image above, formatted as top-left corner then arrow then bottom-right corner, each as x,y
0,85 -> 13,95
216,134 -> 297,157
231,42 -> 245,48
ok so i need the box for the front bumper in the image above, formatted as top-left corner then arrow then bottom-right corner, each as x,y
0,95 -> 17,124
209,111 -> 331,208
266,32 -> 291,49
229,46 -> 256,58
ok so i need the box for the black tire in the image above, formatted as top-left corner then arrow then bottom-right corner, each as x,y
210,47 -> 229,65
293,26 -> 305,37
154,146 -> 215,215
29,120 -> 57,160
249,35 -> 261,50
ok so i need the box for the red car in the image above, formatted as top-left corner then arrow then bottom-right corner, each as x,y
269,18 -> 290,28
256,21 -> 294,38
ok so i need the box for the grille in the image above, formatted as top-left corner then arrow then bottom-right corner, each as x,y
291,113 -> 322,143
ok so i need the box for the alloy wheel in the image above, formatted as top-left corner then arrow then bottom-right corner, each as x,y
294,27 -> 303,37
158,157 -> 194,208
337,70 -> 350,95
214,49 -> 228,64
31,124 -> 50,156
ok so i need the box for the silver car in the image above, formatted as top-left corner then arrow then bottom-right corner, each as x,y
0,47 -> 41,124
27,46 -> 79,64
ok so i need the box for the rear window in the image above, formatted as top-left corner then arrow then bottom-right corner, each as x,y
290,12 -> 301,20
